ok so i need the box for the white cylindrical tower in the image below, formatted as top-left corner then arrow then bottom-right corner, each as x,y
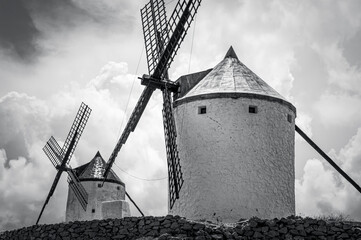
170,47 -> 296,222
66,151 -> 130,222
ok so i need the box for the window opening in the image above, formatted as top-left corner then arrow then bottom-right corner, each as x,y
287,114 -> 292,123
249,105 -> 258,114
198,106 -> 207,114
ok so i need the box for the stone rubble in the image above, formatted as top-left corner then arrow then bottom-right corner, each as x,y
1,215 -> 361,239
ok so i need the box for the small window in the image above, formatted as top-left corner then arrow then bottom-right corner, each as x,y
98,183 -> 102,188
198,106 -> 207,114
92,209 -> 95,213
287,114 -> 292,123
249,105 -> 258,114
117,186 -> 121,190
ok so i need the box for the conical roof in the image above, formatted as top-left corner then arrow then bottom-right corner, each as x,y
174,47 -> 296,113
182,46 -> 285,100
74,151 -> 124,186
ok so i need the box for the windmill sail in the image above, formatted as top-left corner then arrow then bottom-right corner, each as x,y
162,87 -> 183,208
142,0 -> 202,78
43,136 -> 62,167
61,103 -> 91,164
36,102 -> 91,225
141,0 -> 168,75
152,0 -> 201,78
67,168 -> 88,211
103,0 -> 202,210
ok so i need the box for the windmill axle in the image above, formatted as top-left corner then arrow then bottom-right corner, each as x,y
55,165 -> 71,172
140,74 -> 179,93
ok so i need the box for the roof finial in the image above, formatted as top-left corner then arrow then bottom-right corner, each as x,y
95,151 -> 101,157
224,46 -> 239,60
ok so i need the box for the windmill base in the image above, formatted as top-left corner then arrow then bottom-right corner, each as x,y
102,200 -> 130,219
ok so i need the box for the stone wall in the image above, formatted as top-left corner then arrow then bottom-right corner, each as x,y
1,215 -> 361,240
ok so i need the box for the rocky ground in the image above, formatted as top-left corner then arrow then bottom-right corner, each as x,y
1,215 -> 361,239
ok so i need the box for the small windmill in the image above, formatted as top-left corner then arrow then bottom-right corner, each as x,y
103,0 -> 202,209
36,102 -> 91,225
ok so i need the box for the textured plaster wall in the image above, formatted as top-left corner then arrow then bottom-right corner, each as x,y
171,97 -> 295,222
66,180 -> 127,222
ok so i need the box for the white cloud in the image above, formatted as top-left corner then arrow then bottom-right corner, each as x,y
338,128 -> 361,175
88,61 -> 130,89
192,0 -> 297,99
314,92 -> 361,127
295,112 -> 313,138
0,61 -> 169,230
312,43 -> 361,94
0,94 -> 65,230
296,127 -> 361,220
296,158 -> 344,216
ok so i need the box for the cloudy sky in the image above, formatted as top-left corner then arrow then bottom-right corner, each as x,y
1,0 -> 361,231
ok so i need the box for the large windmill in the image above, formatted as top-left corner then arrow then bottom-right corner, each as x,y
162,45 -> 361,221
36,102 -> 91,224
102,0 -> 202,209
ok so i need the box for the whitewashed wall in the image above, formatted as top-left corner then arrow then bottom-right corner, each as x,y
66,181 -> 128,222
170,96 -> 295,223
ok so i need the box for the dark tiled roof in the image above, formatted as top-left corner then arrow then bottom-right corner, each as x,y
74,151 -> 124,186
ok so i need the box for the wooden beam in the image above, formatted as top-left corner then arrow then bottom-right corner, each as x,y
295,125 -> 361,194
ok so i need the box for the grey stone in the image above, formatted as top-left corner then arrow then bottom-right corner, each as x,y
338,232 -> 349,238
266,221 -> 276,227
343,224 -> 352,230
311,230 -> 325,236
195,236 -> 206,240
159,228 -> 171,235
182,223 -> 192,231
295,225 -> 304,231
267,230 -> 279,237
224,231 -> 233,239
170,222 -> 179,229
248,220 -> 258,228
146,230 -> 158,237
317,225 -> 327,232
317,220 -> 327,226
59,231 -> 69,237
235,227 -> 244,235
293,237 -> 305,240
193,223 -> 205,230
158,233 -> 171,240
331,226 -> 342,232
176,233 -> 188,238
253,231 -> 263,238
210,234 -> 223,239
285,234 -> 293,240
244,230 -> 254,237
